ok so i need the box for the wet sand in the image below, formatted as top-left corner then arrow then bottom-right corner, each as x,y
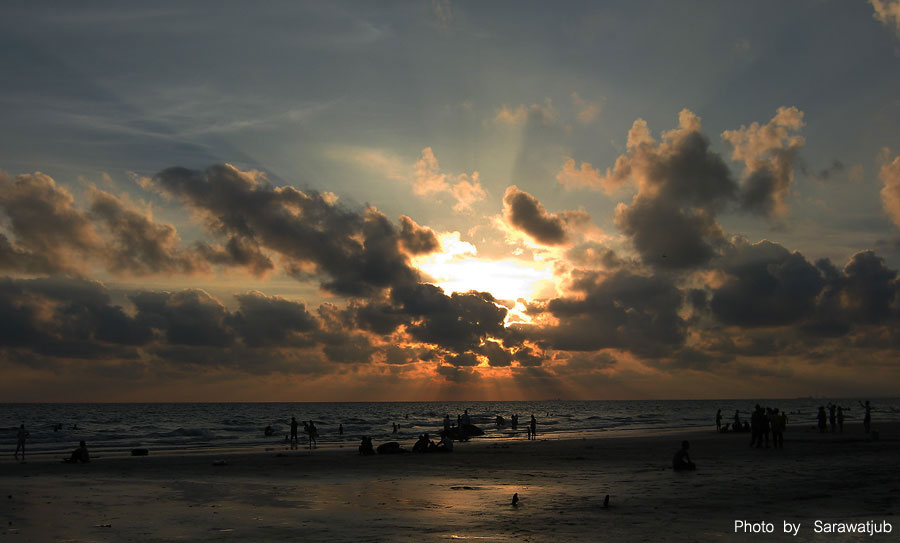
2,423 -> 898,542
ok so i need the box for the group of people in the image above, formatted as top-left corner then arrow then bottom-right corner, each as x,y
14,423 -> 90,464
714,399 -> 876,450
287,416 -> 319,449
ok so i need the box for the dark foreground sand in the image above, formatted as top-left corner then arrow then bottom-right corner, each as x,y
2,423 -> 898,542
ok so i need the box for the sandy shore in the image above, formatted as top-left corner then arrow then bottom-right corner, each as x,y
2,423 -> 898,542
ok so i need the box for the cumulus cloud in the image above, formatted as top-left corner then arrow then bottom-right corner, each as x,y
413,147 -> 486,211
879,149 -> 900,228
0,171 -> 100,274
492,100 -> 557,127
871,0 -> 900,38
523,268 -> 687,357
610,109 -> 735,269
503,186 -> 589,246
152,164 -> 435,297
555,158 -> 615,193
722,106 -> 805,217
89,189 -> 211,276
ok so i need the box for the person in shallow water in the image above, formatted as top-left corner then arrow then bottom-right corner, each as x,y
672,440 -> 696,471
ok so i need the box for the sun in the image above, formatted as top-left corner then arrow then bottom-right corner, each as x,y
411,233 -> 555,303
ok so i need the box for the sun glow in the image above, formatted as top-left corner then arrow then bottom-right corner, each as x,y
412,233 -> 556,303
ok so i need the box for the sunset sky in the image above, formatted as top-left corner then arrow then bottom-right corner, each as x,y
2,1 -> 900,401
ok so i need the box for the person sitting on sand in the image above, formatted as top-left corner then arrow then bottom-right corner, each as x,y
359,436 -> 375,455
672,440 -> 696,471
65,441 -> 90,463
413,433 -> 435,453
435,433 -> 453,452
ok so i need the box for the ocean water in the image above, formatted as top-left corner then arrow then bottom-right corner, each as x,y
3,398 -> 899,458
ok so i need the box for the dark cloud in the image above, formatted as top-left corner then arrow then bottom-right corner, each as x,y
0,276 -> 151,361
709,239 -> 823,327
232,291 -> 318,347
503,186 -> 582,245
89,189 -> 206,276
398,215 -> 440,255
152,164 -> 430,296
722,106 -> 805,217
0,172 -> 99,274
131,289 -> 233,347
525,268 -> 686,357
391,283 -> 509,353
609,111 -> 735,269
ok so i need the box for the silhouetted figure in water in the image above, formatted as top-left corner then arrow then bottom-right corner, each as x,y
837,406 -> 847,433
511,493 -> 519,506
392,422 -> 398,434
827,403 -> 837,433
859,400 -> 872,433
530,414 -> 537,440
290,417 -> 299,450
359,436 -> 375,456
264,425 -> 274,437
716,409 -> 722,432
14,424 -> 29,462
817,406 -> 827,433
511,414 -> 518,430
338,423 -> 343,435
603,494 -> 610,508
64,441 -> 90,463
672,440 -> 696,471
771,408 -> 787,449
304,420 -> 318,449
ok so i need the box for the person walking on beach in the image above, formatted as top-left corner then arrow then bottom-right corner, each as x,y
290,416 -> 299,450
14,424 -> 29,462
716,409 -> 722,432
859,400 -> 872,433
530,414 -> 537,440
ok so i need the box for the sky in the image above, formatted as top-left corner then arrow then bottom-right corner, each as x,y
2,1 -> 900,402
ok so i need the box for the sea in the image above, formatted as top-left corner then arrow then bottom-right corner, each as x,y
3,398 -> 899,458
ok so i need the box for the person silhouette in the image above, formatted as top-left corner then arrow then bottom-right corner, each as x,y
672,440 -> 696,471
837,406 -> 846,433
290,416 -> 298,450
817,406 -> 827,433
859,400 -> 872,433
530,414 -> 537,440
14,424 -> 29,462
716,409 -> 722,432
65,441 -> 90,463
827,403 -> 837,433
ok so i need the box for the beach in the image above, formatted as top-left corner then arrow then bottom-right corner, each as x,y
2,423 -> 897,542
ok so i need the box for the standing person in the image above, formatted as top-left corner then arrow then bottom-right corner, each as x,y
733,410 -> 742,432
859,400 -> 872,433
771,409 -> 787,449
461,409 -> 471,426
14,424 -> 29,462
290,417 -> 299,450
817,406 -> 827,433
715,409 -> 722,432
530,414 -> 537,440
837,406 -> 846,433
308,420 -> 318,449
443,414 -> 451,433
338,423 -> 343,435
827,404 -> 837,433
